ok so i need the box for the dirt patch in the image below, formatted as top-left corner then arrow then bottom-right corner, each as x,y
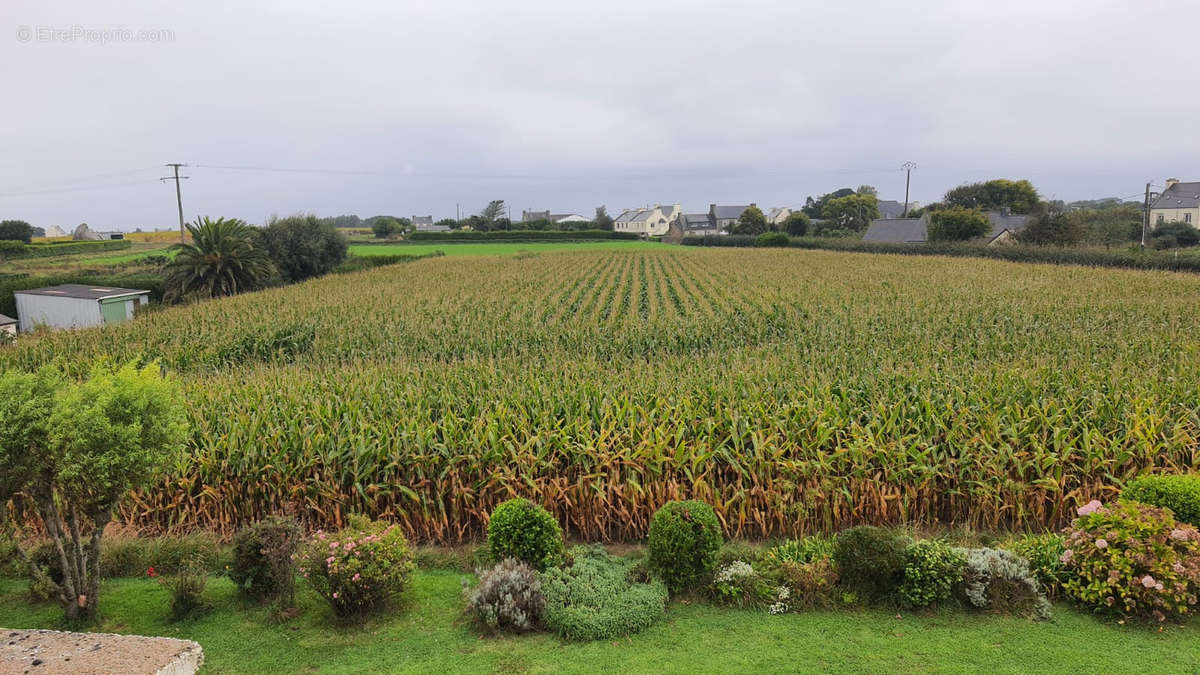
0,628 -> 202,674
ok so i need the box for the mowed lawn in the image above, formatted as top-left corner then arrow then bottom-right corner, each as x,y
1,573 -> 1197,674
349,240 -> 665,257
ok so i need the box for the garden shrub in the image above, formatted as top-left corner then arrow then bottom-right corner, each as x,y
764,536 -> 834,567
463,558 -> 545,634
297,516 -> 415,620
898,540 -> 965,608
647,500 -> 723,595
958,547 -> 1051,620
755,231 -> 790,247
540,546 -> 667,641
833,526 -> 909,602
709,560 -> 773,608
1005,533 -> 1072,598
156,555 -> 209,620
486,498 -> 564,572
229,517 -> 301,604
775,557 -> 840,611
1123,474 -> 1200,526
1060,500 -> 1200,622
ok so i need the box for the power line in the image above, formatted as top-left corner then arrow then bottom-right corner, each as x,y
0,178 -> 160,198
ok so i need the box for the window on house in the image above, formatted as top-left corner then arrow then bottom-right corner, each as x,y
1187,213 -> 1193,224
1157,214 -> 1164,225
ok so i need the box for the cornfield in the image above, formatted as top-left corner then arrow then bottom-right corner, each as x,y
4,247 -> 1199,542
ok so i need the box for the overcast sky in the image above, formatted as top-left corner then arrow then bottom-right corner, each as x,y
2,0 -> 1198,229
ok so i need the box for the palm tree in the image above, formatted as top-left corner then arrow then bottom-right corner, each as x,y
164,217 -> 276,302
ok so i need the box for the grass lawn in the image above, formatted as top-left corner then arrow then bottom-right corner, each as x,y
349,240 -> 665,257
1,573 -> 1196,674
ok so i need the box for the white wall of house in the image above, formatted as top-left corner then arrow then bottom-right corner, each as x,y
1151,207 -> 1199,227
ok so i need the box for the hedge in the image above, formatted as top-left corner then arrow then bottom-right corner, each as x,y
406,230 -> 638,242
0,239 -> 133,260
0,272 -> 164,317
680,236 -> 1200,274
332,251 -> 445,274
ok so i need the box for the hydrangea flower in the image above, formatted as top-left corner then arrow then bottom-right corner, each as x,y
1077,500 -> 1103,516
1095,539 -> 1108,550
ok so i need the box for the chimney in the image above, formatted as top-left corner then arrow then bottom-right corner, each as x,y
1166,178 -> 1179,191
750,202 -> 757,209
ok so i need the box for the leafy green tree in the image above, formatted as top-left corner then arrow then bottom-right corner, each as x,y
435,218 -> 458,229
594,206 -> 614,231
729,205 -> 769,235
782,211 -> 810,236
927,207 -> 990,242
480,200 -> 507,231
257,214 -> 348,282
371,217 -> 399,238
163,217 -> 275,303
802,188 -> 855,217
1018,203 -> 1085,246
0,362 -> 188,621
944,179 -> 1040,214
1079,206 -> 1141,249
822,194 -> 880,232
0,220 -> 34,243
856,185 -> 878,196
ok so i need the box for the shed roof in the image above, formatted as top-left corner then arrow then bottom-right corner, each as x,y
14,284 -> 150,301
1151,181 -> 1200,210
0,314 -> 16,326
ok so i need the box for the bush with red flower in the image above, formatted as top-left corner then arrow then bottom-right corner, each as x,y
296,515 -> 415,621
1061,499 -> 1200,622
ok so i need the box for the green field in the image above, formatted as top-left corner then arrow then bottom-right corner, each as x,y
1,573 -> 1195,674
3,246 -> 1199,540
349,240 -> 664,257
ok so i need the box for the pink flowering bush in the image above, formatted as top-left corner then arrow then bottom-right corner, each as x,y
297,515 -> 415,620
1061,500 -> 1200,622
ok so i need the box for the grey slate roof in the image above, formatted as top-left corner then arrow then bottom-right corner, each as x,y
681,213 -> 714,230
412,216 -> 434,226
863,217 -> 927,243
985,212 -> 1030,239
712,205 -> 750,220
521,210 -> 550,222
877,200 -> 907,220
1151,182 -> 1200,210
616,208 -> 653,223
14,284 -> 149,300
0,314 -> 16,326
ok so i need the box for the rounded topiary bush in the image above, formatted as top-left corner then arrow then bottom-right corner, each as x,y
1123,474 -> 1200,527
898,539 -> 965,608
229,516 -> 301,604
487,498 -> 564,572
833,526 -> 909,602
647,500 -> 723,594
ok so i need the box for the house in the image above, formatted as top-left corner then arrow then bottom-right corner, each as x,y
521,210 -> 551,223
412,216 -> 434,228
863,210 -> 1027,246
710,204 -> 755,232
44,225 -> 66,238
676,212 -> 723,236
13,284 -> 151,333
765,207 -> 792,226
614,204 -> 680,236
0,314 -> 16,337
983,210 -> 1030,246
1149,179 -> 1200,228
877,200 -> 910,220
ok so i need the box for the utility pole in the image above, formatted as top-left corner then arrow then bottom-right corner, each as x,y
160,163 -> 189,242
901,161 -> 917,217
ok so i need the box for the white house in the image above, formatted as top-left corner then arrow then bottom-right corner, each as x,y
614,204 -> 680,236
765,207 -> 792,226
1150,179 -> 1200,228
14,284 -> 151,333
